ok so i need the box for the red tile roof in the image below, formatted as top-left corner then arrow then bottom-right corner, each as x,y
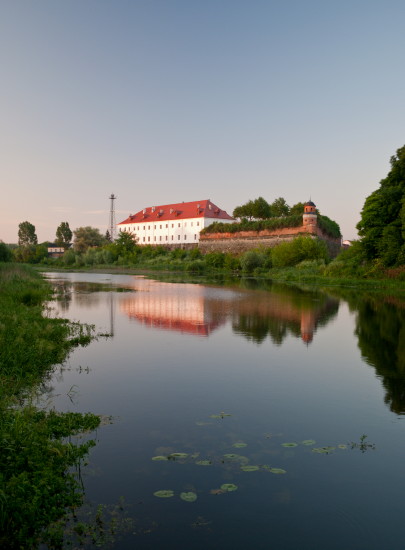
118,199 -> 234,225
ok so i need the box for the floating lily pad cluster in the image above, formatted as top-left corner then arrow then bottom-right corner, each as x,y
150,411 -> 364,501
153,490 -> 198,502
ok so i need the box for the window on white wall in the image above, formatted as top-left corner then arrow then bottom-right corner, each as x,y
184,235 -> 187,240
178,235 -> 180,240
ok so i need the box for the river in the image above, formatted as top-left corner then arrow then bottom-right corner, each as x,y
42,272 -> 405,550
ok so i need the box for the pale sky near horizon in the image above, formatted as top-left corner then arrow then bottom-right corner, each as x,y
1,0 -> 404,244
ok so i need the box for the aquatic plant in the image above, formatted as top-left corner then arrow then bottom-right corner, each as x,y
223,453 -> 249,464
151,456 -> 168,461
180,492 -> 197,502
240,465 -> 260,472
210,411 -> 232,419
196,460 -> 212,466
312,446 -> 335,454
349,434 -> 376,452
220,483 -> 238,492
232,442 -> 247,448
269,468 -> 287,474
167,452 -> 189,460
281,442 -> 298,448
301,439 -> 316,446
153,490 -> 174,498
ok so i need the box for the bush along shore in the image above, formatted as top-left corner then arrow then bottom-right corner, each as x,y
0,263 -> 100,548
32,234 -> 405,290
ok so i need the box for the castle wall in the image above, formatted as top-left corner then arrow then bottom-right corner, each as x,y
199,225 -> 341,257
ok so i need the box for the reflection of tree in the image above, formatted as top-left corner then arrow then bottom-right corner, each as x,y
352,296 -> 405,414
231,284 -> 339,345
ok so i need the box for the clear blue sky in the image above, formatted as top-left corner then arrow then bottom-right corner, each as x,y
1,0 -> 404,243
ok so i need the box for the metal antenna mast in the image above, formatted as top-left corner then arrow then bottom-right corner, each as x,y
109,194 -> 117,241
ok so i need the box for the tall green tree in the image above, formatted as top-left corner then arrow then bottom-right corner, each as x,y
271,197 -> 290,217
289,202 -> 305,216
112,230 -> 138,256
233,200 -> 256,220
55,222 -> 72,247
18,221 -> 38,246
357,145 -> 405,265
252,197 -> 272,219
233,197 -> 272,220
73,226 -> 106,253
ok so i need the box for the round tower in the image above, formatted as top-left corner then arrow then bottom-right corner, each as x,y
303,200 -> 317,229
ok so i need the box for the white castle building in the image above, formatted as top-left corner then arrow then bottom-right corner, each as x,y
117,199 -> 234,246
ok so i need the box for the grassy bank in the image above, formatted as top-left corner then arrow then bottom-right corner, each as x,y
0,264 -> 100,548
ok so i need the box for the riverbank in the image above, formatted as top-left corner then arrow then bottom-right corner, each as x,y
0,264 -> 100,547
36,261 -> 405,293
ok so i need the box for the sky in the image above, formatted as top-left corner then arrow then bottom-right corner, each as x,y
1,0 -> 405,244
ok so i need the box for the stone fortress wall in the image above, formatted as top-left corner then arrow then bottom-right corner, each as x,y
198,201 -> 342,257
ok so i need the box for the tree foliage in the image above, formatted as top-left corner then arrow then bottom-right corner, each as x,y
357,145 -> 405,266
111,230 -> 138,256
271,197 -> 290,217
0,242 -> 12,262
18,221 -> 38,246
55,222 -> 72,247
73,226 -> 106,253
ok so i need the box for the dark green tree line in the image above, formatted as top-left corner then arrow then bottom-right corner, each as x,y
357,145 -> 405,266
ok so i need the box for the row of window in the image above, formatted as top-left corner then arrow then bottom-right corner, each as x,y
139,221 -> 200,230
142,234 -> 198,242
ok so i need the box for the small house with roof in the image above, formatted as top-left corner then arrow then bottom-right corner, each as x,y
117,199 -> 234,246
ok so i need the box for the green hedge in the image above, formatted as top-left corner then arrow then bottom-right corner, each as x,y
202,214 -> 341,238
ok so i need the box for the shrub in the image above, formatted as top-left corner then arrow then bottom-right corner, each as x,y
0,242 -> 13,262
204,252 -> 226,268
240,251 -> 265,273
271,236 -> 329,267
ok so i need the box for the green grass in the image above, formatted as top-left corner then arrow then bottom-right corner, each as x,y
0,263 -> 100,547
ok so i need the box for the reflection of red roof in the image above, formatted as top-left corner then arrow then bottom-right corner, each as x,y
118,199 -> 234,225
127,312 -> 223,336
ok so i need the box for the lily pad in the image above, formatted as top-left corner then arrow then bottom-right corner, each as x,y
240,465 -> 259,472
154,490 -> 174,498
269,468 -> 287,474
168,452 -> 188,460
338,444 -> 347,450
281,442 -> 298,448
223,454 -> 249,464
151,455 -> 168,461
196,460 -> 212,466
312,446 -> 335,454
232,442 -> 247,448
180,492 -> 197,502
301,440 -> 316,446
220,483 -> 238,492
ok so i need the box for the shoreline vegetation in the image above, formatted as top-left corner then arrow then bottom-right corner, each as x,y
0,263 -> 101,548
32,236 -> 405,293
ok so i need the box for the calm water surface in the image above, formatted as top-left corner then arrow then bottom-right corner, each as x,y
43,272 -> 405,550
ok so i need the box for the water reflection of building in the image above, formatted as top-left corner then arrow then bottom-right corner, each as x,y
120,280 -> 339,344
230,289 -> 339,345
120,282 -> 226,336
